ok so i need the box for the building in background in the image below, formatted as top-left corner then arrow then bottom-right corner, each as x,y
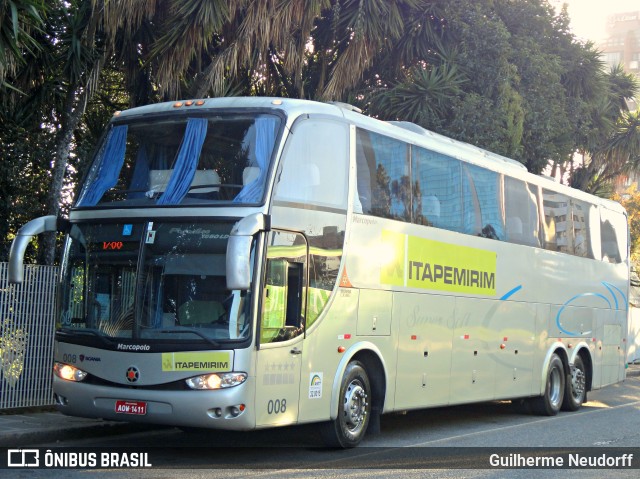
600,10 -> 640,111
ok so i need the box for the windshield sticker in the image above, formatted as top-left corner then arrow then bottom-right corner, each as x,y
122,224 -> 133,236
145,230 -> 156,244
380,230 -> 497,296
161,352 -> 231,372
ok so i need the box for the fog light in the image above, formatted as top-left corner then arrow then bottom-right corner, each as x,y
229,404 -> 245,417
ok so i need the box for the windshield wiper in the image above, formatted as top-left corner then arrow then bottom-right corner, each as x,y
58,328 -> 114,346
155,327 -> 220,347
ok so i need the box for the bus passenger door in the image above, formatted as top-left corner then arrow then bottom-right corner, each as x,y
255,230 -> 307,427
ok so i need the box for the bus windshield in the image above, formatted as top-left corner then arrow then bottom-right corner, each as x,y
76,113 -> 281,207
59,221 -> 252,344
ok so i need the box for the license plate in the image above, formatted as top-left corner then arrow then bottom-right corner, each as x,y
115,400 -> 147,415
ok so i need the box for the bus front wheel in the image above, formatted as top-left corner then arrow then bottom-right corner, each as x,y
530,353 -> 565,416
320,361 -> 371,448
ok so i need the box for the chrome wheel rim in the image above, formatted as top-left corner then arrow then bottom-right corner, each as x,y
571,366 -> 586,402
549,366 -> 562,408
343,379 -> 368,434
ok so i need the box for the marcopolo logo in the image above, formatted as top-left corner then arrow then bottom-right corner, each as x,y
116,344 -> 151,351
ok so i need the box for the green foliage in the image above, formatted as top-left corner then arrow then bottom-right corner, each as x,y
0,122 -> 52,261
613,184 -> 640,266
2,0 -> 640,264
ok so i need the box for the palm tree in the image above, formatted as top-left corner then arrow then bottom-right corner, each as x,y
0,0 -> 46,88
569,66 -> 639,195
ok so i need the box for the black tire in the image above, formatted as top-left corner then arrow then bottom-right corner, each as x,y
561,355 -> 587,411
530,353 -> 565,416
320,361 -> 371,448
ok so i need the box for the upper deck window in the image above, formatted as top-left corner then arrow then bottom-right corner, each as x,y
76,113 -> 281,207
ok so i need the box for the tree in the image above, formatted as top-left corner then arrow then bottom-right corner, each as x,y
612,183 -> 640,266
2,0 -> 638,263
569,67 -> 640,195
0,0 -> 46,88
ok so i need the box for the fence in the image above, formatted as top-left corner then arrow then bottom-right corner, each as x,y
0,262 -> 57,409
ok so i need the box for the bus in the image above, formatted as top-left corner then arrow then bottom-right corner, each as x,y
9,97 -> 629,447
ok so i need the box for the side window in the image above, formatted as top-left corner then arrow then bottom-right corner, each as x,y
504,178 -> 541,247
412,147 -> 463,232
462,164 -> 503,239
274,118 -> 348,209
601,208 -> 627,264
261,231 -> 307,344
542,189 -> 570,253
542,189 -> 598,259
572,200 -> 593,258
356,129 -> 410,221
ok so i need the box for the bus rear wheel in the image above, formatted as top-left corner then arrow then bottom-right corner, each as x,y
562,355 -> 587,411
530,353 -> 565,416
320,361 -> 371,448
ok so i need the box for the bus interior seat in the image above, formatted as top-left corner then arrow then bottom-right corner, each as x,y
422,195 -> 441,218
149,169 -> 220,196
162,313 -> 176,328
243,166 -> 260,185
506,216 -> 523,242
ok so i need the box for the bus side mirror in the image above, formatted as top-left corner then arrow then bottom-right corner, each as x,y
8,215 -> 67,284
226,213 -> 269,290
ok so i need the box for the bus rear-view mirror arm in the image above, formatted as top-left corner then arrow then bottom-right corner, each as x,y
226,213 -> 270,290
8,215 -> 68,284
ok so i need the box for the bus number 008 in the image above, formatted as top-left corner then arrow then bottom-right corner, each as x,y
267,399 -> 287,415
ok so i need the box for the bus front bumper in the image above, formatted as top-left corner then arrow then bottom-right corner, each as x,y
52,376 -> 256,431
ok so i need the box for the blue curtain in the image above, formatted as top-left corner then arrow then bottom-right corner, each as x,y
78,125 -> 128,206
127,145 -> 149,199
234,116 -> 278,203
157,118 -> 208,205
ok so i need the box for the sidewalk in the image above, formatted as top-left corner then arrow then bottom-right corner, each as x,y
1,363 -> 639,447
0,409 -> 165,447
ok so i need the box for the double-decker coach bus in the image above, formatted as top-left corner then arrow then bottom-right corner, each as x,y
9,97 -> 629,447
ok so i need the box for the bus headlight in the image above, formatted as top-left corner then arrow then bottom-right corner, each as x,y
185,372 -> 247,390
54,362 -> 88,382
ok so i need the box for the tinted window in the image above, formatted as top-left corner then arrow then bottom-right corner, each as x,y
412,146 -> 463,231
462,164 -> 503,239
356,129 -> 410,221
275,118 -> 348,209
542,189 -> 569,253
504,178 -> 540,247
601,208 -> 627,264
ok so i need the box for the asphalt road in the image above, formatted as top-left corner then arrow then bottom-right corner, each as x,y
5,375 -> 640,478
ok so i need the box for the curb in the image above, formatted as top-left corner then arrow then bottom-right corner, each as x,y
0,421 -> 166,448
626,365 -> 640,378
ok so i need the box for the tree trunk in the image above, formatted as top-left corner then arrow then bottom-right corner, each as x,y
42,62 -> 102,265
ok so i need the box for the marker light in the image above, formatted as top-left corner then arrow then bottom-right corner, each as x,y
185,372 -> 247,390
54,362 -> 88,382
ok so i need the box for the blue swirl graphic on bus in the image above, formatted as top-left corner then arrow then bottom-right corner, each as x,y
499,285 -> 522,301
555,282 -> 627,337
